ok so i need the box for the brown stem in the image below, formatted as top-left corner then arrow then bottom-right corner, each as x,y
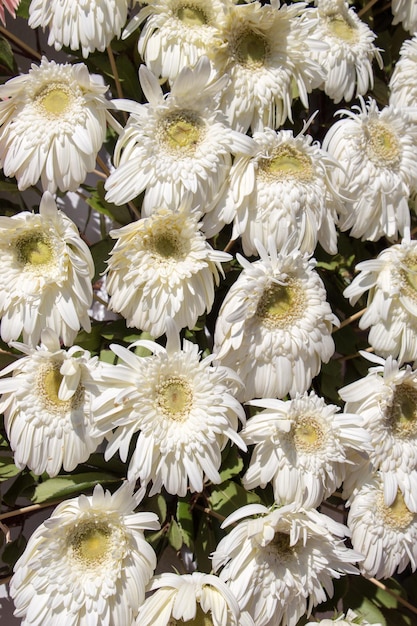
369,577 -> 417,615
193,504 -> 226,523
106,45 -> 128,123
333,307 -> 367,333
358,0 -> 381,17
223,239 -> 237,254
0,500 -> 63,522
0,25 -> 41,61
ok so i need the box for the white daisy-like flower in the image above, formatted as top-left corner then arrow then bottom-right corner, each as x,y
10,482 -> 160,626
339,352 -> 417,511
105,57 -> 255,223
213,240 -> 338,402
0,329 -> 104,477
347,472 -> 417,579
0,57 -> 113,193
106,199 -> 231,338
209,0 -> 325,132
389,35 -> 417,117
124,0 -> 230,82
309,0 -> 382,103
343,238 -> 417,365
212,503 -> 360,626
323,97 -> 417,242
135,571 -> 254,626
92,321 -> 246,496
0,192 -> 93,347
306,609 -> 383,625
0,0 -> 20,25
242,391 -> 370,509
210,124 -> 343,253
28,0 -> 129,58
391,0 -> 417,35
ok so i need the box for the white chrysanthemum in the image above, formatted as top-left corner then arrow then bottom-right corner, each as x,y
105,57 -> 254,224
347,472 -> 417,579
389,35 -> 417,118
10,482 -> 160,626
209,0 -> 324,132
0,329 -> 104,477
323,97 -> 417,242
212,503 -> 360,626
340,353 -> 417,511
210,124 -> 343,253
0,192 -> 93,347
213,240 -> 337,402
306,609 -> 383,626
106,200 -> 230,338
343,238 -> 417,365
28,0 -> 129,57
92,322 -> 246,496
124,0 -> 230,82
309,0 -> 382,103
391,0 -> 417,35
135,571 -> 254,626
0,57 -> 113,193
242,391 -> 370,508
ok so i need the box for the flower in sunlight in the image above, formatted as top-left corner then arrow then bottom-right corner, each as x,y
213,240 -> 337,403
135,571 -> 254,626
10,482 -> 160,626
242,391 -> 370,508
0,57 -> 113,193
307,609 -> 383,625
28,0 -> 130,57
106,199 -> 231,338
0,0 -> 20,24
343,238 -> 417,366
309,0 -> 382,103
391,0 -> 417,35
105,56 -> 255,225
0,192 -> 94,347
389,35 -> 417,119
92,321 -> 246,497
323,97 -> 417,242
0,329 -> 104,477
212,503 -> 360,626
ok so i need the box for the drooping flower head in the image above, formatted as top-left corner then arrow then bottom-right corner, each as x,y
28,0 -> 130,57
106,199 -> 231,338
92,321 -> 246,496
213,240 -> 338,402
389,34 -> 417,118
242,391 -> 370,508
391,0 -> 417,35
0,329 -> 104,477
0,0 -> 20,24
212,503 -> 360,626
135,571 -> 254,626
0,57 -> 113,192
10,482 -> 160,626
323,97 -> 417,242
310,0 -> 382,103
343,238 -> 417,365
105,56 -> 255,223
0,192 -> 94,347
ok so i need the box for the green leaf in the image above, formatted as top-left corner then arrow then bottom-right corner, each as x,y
2,470 -> 36,506
195,514 -> 217,573
90,237 -> 113,283
219,445 -> 243,482
85,181 -> 132,226
2,534 -> 27,566
16,0 -> 30,18
209,480 -> 262,521
0,456 -> 21,482
168,519 -> 183,551
177,499 -> 194,550
31,472 -> 122,503
0,36 -> 14,72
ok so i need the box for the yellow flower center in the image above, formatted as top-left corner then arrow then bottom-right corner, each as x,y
38,361 -> 84,412
161,111 -> 204,154
266,531 -> 296,563
15,233 -> 55,273
156,376 -> 193,421
366,121 -> 401,168
176,4 -> 208,27
233,29 -> 269,68
400,255 -> 417,302
259,145 -> 313,182
69,521 -> 114,567
386,383 -> 417,438
169,606 -> 214,626
256,279 -> 306,330
379,490 -> 414,530
327,14 -> 358,42
293,416 -> 325,452
36,83 -> 73,117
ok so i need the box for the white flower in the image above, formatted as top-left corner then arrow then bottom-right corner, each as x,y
209,0 -> 324,132
106,200 -> 230,338
213,240 -> 337,402
389,35 -> 417,118
347,472 -> 417,579
135,571 -> 254,626
306,609 -> 383,625
28,0 -> 129,57
242,391 -> 370,508
105,57 -> 255,224
339,353 -> 417,511
124,0 -> 229,82
0,57 -> 113,193
92,322 -> 246,496
310,0 -> 382,103
0,0 -> 20,25
0,329 -> 104,477
212,503 -> 360,626
0,192 -> 93,347
323,97 -> 417,242
10,482 -> 160,626
391,0 -> 417,35
211,124 -> 343,253
343,238 -> 417,365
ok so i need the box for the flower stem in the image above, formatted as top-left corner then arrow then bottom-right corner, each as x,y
332,307 -> 367,333
370,577 -> 417,615
0,26 -> 41,62
107,45 -> 128,123
0,500 -> 62,522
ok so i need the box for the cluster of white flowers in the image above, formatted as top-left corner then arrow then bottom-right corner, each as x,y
0,1 -> 417,625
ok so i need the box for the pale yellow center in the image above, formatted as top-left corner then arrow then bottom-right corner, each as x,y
161,111 -> 204,154
379,490 -> 414,530
36,84 -> 73,117
16,233 -> 54,269
366,121 -> 401,167
293,416 -> 324,452
256,279 -> 306,330
260,146 -> 313,182
143,224 -> 188,262
176,5 -> 208,27
156,376 -> 193,421
401,255 -> 417,302
69,521 -> 112,566
233,30 -> 269,68
38,362 -> 84,412
386,383 -> 417,438
266,531 -> 295,562
327,15 -> 358,42
169,606 -> 214,626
